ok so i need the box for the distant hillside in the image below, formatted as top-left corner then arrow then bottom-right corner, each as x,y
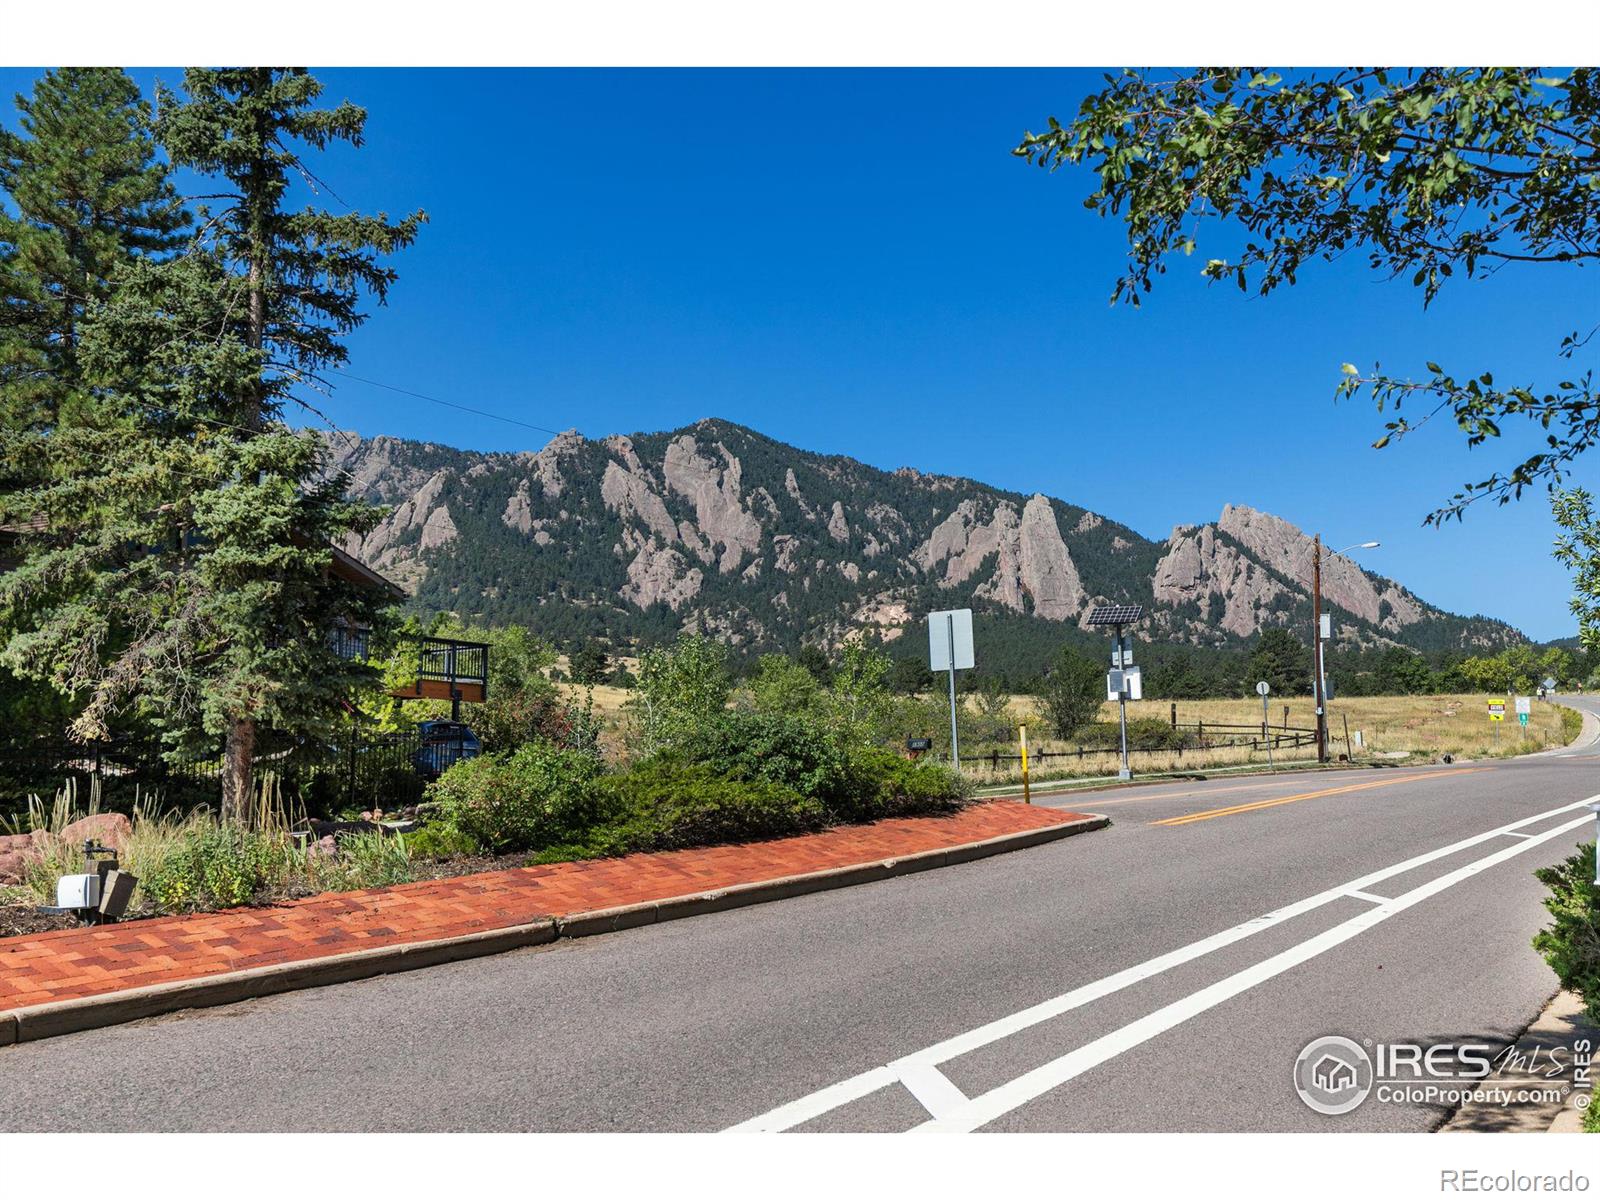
319,419 -> 1527,663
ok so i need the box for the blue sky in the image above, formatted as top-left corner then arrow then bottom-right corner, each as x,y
4,67 -> 1593,641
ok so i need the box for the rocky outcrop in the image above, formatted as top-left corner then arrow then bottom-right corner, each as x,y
317,421 -> 1521,655
917,495 -> 1084,621
601,459 -> 676,543
1017,495 -> 1085,620
527,429 -> 585,499
662,435 -> 763,573
827,501 -> 850,543
1217,505 -> 1423,630
1153,523 -> 1293,637
502,481 -> 533,534
622,540 -> 704,610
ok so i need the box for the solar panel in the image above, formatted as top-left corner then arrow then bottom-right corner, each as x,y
1087,604 -> 1144,626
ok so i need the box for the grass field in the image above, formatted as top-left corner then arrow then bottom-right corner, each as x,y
964,693 -> 1576,786
563,680 -> 1577,785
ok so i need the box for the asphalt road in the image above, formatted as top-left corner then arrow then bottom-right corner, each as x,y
3,697 -> 1596,1133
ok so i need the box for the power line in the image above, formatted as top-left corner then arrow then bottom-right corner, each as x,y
328,369 -> 568,439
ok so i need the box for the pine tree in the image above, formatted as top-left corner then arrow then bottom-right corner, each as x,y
0,68 -> 188,750
149,68 -> 426,819
0,67 -> 186,465
1,69 -> 424,822
1248,628 -> 1309,696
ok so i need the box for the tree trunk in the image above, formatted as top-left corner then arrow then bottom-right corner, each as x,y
222,717 -> 256,825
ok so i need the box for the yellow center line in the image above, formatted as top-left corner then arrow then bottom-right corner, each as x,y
1149,767 -> 1491,827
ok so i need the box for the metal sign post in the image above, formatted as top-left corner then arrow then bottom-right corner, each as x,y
946,612 -> 959,767
1088,605 -> 1145,783
1257,680 -> 1274,769
927,608 -> 974,771
1590,801 -> 1600,886
1117,635 -> 1130,781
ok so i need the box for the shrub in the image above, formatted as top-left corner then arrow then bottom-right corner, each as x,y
674,711 -> 854,802
473,685 -> 603,754
848,749 -> 972,819
1532,841 -> 1600,1021
142,824 -> 294,912
1559,705 -> 1584,746
1040,646 -> 1104,737
403,822 -> 480,860
626,633 -> 731,756
590,760 -> 825,854
310,830 -> 414,891
428,742 -> 606,853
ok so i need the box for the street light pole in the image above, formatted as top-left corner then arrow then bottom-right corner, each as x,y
1312,534 -> 1327,764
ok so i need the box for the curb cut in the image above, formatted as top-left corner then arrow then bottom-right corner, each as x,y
0,812 -> 1108,1046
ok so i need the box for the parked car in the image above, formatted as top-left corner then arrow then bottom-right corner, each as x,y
411,720 -> 481,779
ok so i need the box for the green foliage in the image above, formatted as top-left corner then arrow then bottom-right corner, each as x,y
140,824 -> 293,911
887,656 -> 935,696
588,760 -> 826,854
740,653 -> 825,719
1560,705 -> 1584,745
1249,629 -> 1309,696
840,747 -> 972,820
0,68 -> 423,821
1072,719 -> 1190,752
308,830 -> 414,892
628,633 -> 731,756
1554,488 -> 1600,658
0,68 -> 187,440
672,711 -> 854,804
1039,645 -> 1103,737
428,741 -> 606,854
402,822 -> 480,860
1531,842 -> 1600,1022
1018,67 -> 1598,523
796,645 -> 832,681
568,639 -> 609,686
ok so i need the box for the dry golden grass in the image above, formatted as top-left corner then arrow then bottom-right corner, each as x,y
967,693 -> 1571,787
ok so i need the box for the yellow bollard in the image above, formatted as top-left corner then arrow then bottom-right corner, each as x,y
1020,724 -> 1031,804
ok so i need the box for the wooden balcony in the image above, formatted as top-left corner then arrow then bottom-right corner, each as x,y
328,629 -> 490,705
390,636 -> 490,704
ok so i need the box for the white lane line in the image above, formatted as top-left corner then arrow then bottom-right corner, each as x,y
725,794 -> 1600,1133
1343,889 -> 1391,905
912,812 -> 1596,1133
898,1065 -> 968,1121
1502,831 -> 1536,839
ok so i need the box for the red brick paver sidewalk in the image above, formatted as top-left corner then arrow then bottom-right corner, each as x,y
1,802 -> 1092,1013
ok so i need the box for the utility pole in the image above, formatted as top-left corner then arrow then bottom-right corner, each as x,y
1312,534 -> 1328,764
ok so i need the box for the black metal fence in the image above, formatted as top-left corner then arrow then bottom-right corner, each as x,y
0,725 -> 450,820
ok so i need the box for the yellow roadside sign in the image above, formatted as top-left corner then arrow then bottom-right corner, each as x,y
1488,701 -> 1506,722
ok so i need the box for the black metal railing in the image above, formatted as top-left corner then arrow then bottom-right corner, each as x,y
327,624 -> 371,662
417,636 -> 489,689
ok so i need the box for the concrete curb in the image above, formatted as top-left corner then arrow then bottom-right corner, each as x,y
0,812 -> 1108,1045
1441,989 -> 1600,1134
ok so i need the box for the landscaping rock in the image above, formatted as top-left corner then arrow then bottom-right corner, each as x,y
0,849 -> 35,885
0,832 -> 44,885
59,813 -> 132,851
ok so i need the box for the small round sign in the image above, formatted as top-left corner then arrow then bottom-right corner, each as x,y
1256,681 -> 1271,696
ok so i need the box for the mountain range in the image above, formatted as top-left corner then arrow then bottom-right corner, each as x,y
321,418 -> 1525,668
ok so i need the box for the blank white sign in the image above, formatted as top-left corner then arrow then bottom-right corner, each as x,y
927,608 -> 975,671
